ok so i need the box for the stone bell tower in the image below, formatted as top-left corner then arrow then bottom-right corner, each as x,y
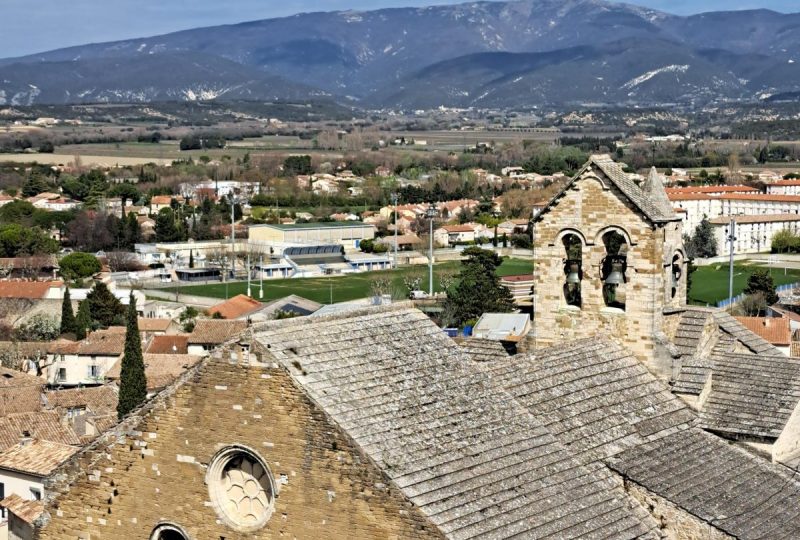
531,155 -> 686,368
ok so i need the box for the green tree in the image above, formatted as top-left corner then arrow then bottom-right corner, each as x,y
21,174 -> 49,197
117,293 -> 147,419
155,208 -> 182,242
283,155 -> 313,176
685,218 -> 718,259
744,268 -> 779,307
0,224 -> 59,256
60,288 -> 76,335
59,252 -> 102,281
109,183 -> 140,209
443,247 -> 515,326
85,282 -> 125,328
125,211 -> 141,249
75,300 -> 91,340
189,250 -> 195,268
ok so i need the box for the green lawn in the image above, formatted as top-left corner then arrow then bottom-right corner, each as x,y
688,263 -> 800,305
168,257 -> 532,304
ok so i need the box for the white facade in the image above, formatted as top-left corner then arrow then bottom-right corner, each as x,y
767,181 -> 800,196
670,194 -> 800,237
710,215 -> 800,255
0,469 -> 44,506
44,352 -> 120,387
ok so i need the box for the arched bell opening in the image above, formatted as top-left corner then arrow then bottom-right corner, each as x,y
601,231 -> 628,310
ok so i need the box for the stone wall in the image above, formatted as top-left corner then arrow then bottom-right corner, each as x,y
532,167 -> 685,367
35,357 -> 442,540
623,479 -> 733,540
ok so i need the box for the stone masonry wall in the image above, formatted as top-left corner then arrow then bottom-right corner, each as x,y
533,167 -> 674,366
623,480 -> 733,540
35,358 -> 443,540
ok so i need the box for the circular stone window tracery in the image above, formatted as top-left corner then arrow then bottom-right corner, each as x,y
207,445 -> 276,532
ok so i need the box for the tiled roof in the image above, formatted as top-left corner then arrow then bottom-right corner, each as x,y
537,155 -> 679,225
207,294 -> 264,320
493,337 -> 800,539
500,274 -> 533,283
0,439 -> 79,476
261,295 -> 322,318
0,367 -> 44,416
457,338 -> 509,362
710,213 -> 800,225
700,353 -> 800,439
666,185 -> 760,193
0,280 -> 62,299
107,354 -> 201,391
0,411 -> 81,451
253,307 -> 659,539
48,328 -> 125,356
146,334 -> 189,354
489,338 -> 696,465
137,317 -> 172,332
44,385 -> 118,416
0,494 -> 44,524
607,429 -> 800,539
734,316 -> 791,346
188,319 -> 247,344
439,224 -> 476,233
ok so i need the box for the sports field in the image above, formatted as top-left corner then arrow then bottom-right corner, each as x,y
688,263 -> 800,305
167,258 -> 532,304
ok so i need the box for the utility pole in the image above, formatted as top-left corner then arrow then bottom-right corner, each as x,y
727,217 -> 736,305
246,251 -> 251,298
426,204 -> 437,296
230,194 -> 236,282
259,254 -> 264,299
391,192 -> 399,269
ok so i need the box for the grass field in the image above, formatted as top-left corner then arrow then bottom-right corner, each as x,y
688,263 -> 800,305
168,258 -> 532,304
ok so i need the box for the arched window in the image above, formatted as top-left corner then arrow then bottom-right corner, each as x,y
150,524 -> 189,540
562,233 -> 583,308
671,253 -> 683,299
601,231 -> 628,310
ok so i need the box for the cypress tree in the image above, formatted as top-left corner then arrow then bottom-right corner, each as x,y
75,300 -> 91,340
60,288 -> 76,335
189,250 -> 194,268
117,293 -> 147,419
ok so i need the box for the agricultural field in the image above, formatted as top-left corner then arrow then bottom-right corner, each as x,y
688,262 -> 800,305
167,257 -> 532,304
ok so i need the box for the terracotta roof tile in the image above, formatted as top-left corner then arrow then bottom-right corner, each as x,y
137,318 -> 172,332
666,185 -> 759,194
44,385 -> 118,416
734,316 -> 791,346
0,411 -> 81,451
207,295 -> 264,320
0,367 -> 44,416
710,214 -> 800,225
107,354 -> 201,390
0,439 -> 79,476
0,494 -> 44,524
146,334 -> 189,354
188,319 -> 247,344
48,328 -> 125,356
0,281 -> 62,299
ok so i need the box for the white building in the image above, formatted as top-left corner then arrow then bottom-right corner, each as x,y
767,180 -> 800,196
45,328 -> 125,387
0,439 -> 79,539
709,214 -> 800,255
669,191 -> 800,236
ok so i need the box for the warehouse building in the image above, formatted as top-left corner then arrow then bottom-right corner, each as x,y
248,222 -> 375,248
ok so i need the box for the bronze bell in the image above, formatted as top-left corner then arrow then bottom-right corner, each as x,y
565,260 -> 581,284
605,260 -> 625,285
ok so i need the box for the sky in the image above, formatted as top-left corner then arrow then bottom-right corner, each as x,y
1,0 -> 797,58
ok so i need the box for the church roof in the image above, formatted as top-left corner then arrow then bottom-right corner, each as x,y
536,155 -> 681,225
253,307 -> 659,539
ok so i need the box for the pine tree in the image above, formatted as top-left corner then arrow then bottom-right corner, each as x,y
75,300 -> 91,340
117,293 -> 147,419
60,288 -> 76,335
86,282 -> 125,327
443,247 -> 515,326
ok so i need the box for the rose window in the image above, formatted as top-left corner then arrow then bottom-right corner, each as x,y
208,446 -> 276,531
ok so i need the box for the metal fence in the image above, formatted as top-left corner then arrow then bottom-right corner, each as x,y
716,282 -> 800,308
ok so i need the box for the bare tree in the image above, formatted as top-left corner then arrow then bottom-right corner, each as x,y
106,251 -> 143,272
370,276 -> 393,298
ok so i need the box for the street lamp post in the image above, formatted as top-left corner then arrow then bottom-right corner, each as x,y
259,254 -> 264,299
426,204 -> 437,296
391,192 -> 399,269
726,217 -> 737,305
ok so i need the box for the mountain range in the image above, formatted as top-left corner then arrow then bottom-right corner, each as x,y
2,0 -> 800,109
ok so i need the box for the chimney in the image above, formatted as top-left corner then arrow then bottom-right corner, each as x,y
20,430 -> 32,446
